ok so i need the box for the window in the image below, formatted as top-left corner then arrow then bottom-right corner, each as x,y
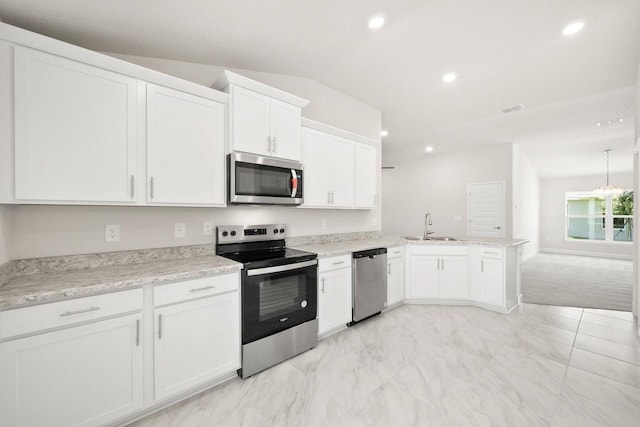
566,190 -> 633,243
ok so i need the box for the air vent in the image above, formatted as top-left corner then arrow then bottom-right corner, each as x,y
501,104 -> 525,113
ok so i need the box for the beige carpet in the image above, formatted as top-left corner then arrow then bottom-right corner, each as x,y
521,253 -> 633,312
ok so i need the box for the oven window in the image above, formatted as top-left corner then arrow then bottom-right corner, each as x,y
259,276 -> 302,321
236,162 -> 291,197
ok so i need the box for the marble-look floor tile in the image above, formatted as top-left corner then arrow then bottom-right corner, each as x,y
569,348 -> 640,388
562,367 -> 640,418
574,333 -> 640,366
520,319 -> 577,346
580,312 -> 636,332
335,382 -> 452,427
126,409 -> 173,427
508,328 -> 574,364
578,320 -> 640,346
526,304 -> 584,319
523,310 -> 581,332
552,387 -> 639,427
583,308 -> 634,321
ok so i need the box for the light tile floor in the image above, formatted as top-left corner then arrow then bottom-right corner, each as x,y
129,303 -> 640,427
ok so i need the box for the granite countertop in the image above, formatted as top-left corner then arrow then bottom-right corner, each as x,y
293,235 -> 528,257
0,255 -> 241,309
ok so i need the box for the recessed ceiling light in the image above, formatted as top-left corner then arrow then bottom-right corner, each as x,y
425,146 -> 434,153
368,15 -> 385,30
442,72 -> 457,84
597,118 -> 623,127
380,130 -> 389,137
562,21 -> 584,36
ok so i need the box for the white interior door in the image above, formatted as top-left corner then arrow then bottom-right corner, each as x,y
468,181 -> 505,237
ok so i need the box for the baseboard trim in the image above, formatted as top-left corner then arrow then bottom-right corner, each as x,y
539,248 -> 633,261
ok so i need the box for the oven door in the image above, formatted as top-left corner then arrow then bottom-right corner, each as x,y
242,259 -> 317,344
229,152 -> 303,205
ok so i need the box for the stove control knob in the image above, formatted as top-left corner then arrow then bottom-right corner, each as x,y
280,228 -> 285,234
222,231 -> 228,237
230,231 -> 236,236
301,300 -> 307,308
273,229 -> 279,234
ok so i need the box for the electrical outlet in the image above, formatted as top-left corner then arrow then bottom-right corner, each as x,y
321,219 -> 327,230
105,224 -> 120,242
174,222 -> 186,238
203,221 -> 213,236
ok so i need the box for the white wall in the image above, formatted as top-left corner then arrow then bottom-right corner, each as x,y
382,144 -> 513,238
8,54 -> 382,260
539,173 -> 634,259
634,64 -> 639,318
0,205 -> 11,264
513,146 -> 540,259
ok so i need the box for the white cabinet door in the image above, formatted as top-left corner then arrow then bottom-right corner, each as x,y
329,136 -> 355,208
439,256 -> 469,299
318,267 -> 352,336
0,314 -> 143,427
146,84 -> 225,205
408,255 -> 440,298
14,46 -> 137,203
354,143 -> 377,209
479,257 -> 505,306
301,128 -> 331,206
270,98 -> 301,160
231,86 -> 271,156
387,255 -> 404,306
154,292 -> 240,401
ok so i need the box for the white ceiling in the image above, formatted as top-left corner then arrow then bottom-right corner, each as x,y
1,0 -> 639,179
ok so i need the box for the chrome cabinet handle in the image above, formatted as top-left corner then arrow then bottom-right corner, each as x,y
130,175 -> 135,198
136,319 -> 140,347
266,137 -> 272,153
437,258 -> 440,270
59,306 -> 100,317
332,261 -> 344,266
150,177 -> 155,199
393,251 -> 401,255
388,263 -> 391,275
190,285 -> 215,293
321,277 -> 325,293
330,191 -> 335,204
327,191 -> 331,204
442,258 -> 445,270
481,260 -> 484,273
158,314 -> 163,340
272,136 -> 277,153
494,226 -> 501,230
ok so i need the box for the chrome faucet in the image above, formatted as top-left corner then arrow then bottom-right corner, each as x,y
424,213 -> 434,239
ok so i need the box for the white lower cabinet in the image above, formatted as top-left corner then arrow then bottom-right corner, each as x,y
386,246 -> 405,306
318,255 -> 352,336
470,246 -> 505,307
153,273 -> 240,402
0,293 -> 143,427
407,246 -> 469,300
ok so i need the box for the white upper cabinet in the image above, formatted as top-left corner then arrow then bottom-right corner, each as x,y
354,142 -> 377,209
301,127 -> 355,208
146,84 -> 225,206
214,71 -> 309,161
13,46 -> 137,203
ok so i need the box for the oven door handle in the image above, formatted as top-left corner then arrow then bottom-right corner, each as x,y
246,259 -> 317,276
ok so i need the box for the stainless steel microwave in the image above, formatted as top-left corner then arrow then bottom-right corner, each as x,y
228,152 -> 304,205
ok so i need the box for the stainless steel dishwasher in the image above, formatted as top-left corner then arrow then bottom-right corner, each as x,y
351,248 -> 387,324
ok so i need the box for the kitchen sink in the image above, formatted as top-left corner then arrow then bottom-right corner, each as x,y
403,236 -> 462,241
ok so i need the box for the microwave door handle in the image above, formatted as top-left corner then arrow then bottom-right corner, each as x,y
290,169 -> 298,198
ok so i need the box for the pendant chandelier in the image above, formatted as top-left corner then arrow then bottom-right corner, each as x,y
594,149 -> 623,195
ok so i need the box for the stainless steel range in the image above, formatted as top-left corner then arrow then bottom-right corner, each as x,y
216,224 -> 318,378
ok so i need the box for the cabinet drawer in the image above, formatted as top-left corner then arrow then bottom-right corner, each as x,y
318,254 -> 351,273
154,272 -> 240,307
479,247 -> 504,259
409,245 -> 468,256
0,288 -> 143,339
387,246 -> 404,259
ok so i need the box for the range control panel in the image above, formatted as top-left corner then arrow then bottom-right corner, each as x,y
216,224 -> 287,244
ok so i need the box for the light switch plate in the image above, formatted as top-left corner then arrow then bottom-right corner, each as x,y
175,222 -> 186,238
